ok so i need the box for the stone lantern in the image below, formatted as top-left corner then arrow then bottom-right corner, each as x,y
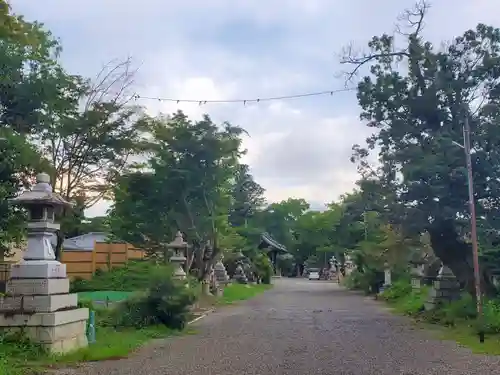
0,173 -> 88,353
409,253 -> 426,290
168,231 -> 189,279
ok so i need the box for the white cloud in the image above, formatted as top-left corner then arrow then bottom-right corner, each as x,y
10,0 -> 500,217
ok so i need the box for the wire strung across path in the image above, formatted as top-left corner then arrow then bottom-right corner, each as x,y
132,87 -> 356,106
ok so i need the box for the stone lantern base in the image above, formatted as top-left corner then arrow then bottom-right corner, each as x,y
0,269 -> 89,354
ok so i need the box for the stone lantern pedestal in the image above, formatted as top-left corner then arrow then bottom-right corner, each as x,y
168,231 -> 188,280
409,254 -> 426,290
0,173 -> 88,353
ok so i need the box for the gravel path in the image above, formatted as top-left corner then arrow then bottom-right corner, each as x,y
57,279 -> 500,375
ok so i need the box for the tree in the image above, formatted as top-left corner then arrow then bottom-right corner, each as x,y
229,163 -> 265,227
252,198 -> 310,249
109,111 -> 245,285
341,1 -> 500,295
0,131 -> 48,256
109,171 -> 175,256
0,0 -> 72,135
35,58 -> 145,208
32,59 -> 146,259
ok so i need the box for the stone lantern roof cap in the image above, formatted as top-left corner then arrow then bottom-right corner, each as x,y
9,172 -> 71,208
409,251 -> 426,265
167,231 -> 190,249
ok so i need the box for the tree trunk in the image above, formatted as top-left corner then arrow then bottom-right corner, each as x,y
55,230 -> 64,261
428,219 -> 496,297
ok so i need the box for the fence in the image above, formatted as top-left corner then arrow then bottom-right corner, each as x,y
0,242 -> 145,282
62,242 -> 145,280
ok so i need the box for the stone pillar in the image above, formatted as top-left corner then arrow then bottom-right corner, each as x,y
0,173 -> 88,354
168,231 -> 188,280
425,265 -> 460,310
383,263 -> 392,287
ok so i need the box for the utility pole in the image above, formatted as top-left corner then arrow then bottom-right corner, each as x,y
463,113 -> 485,343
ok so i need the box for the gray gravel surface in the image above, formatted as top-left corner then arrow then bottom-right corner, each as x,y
57,279 -> 500,375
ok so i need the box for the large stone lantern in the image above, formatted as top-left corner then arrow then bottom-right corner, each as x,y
9,173 -> 70,276
168,231 -> 189,279
0,173 -> 88,353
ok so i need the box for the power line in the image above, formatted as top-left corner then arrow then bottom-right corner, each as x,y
132,87 -> 356,106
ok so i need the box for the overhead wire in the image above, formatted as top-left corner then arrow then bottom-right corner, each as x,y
132,87 -> 356,106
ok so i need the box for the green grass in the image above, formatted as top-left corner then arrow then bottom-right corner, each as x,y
0,325 -> 185,375
379,281 -> 500,355
54,325 -> 177,363
219,283 -> 272,305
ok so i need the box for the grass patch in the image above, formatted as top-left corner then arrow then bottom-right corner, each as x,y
54,325 -> 176,363
435,325 -> 500,355
219,283 -> 272,305
379,280 -> 500,355
0,325 -> 188,375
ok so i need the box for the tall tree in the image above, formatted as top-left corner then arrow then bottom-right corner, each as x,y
0,1 -> 70,256
229,163 -> 265,227
110,111 -> 245,284
342,1 -> 500,294
0,132 -> 48,256
0,0 -> 72,135
252,198 -> 310,250
35,58 -> 145,208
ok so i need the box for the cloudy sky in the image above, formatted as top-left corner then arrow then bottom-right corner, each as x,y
11,0 -> 498,217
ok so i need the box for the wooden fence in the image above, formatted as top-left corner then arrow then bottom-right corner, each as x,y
61,242 -> 145,280
0,242 -> 145,282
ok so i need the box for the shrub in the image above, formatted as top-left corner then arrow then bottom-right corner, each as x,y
380,280 -> 412,301
483,299 -> 500,334
380,280 -> 500,334
105,268 -> 198,330
253,253 -> 273,284
70,261 -> 170,293
343,269 -> 383,294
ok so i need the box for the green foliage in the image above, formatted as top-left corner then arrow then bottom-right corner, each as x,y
253,252 -> 273,284
220,283 -> 272,305
0,131 -> 48,256
70,261 -> 169,292
0,0 -> 68,136
105,270 -> 197,330
343,2 -> 500,294
380,280 -> 412,302
229,163 -> 266,227
109,111 -> 246,280
343,269 -> 383,294
381,280 -> 500,335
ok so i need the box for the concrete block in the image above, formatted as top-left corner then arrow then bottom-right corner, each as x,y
10,261 -> 67,279
0,293 -> 78,313
41,333 -> 88,354
6,278 -> 69,296
0,307 -> 88,327
36,320 -> 87,342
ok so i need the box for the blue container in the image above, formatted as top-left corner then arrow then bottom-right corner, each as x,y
87,310 -> 96,344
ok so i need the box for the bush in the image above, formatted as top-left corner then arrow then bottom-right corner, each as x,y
380,280 -> 412,301
343,269 -> 383,294
380,280 -> 500,334
104,268 -> 198,330
70,261 -> 170,293
253,253 -> 273,284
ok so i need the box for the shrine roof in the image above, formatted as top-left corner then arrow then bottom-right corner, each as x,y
258,232 -> 288,254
